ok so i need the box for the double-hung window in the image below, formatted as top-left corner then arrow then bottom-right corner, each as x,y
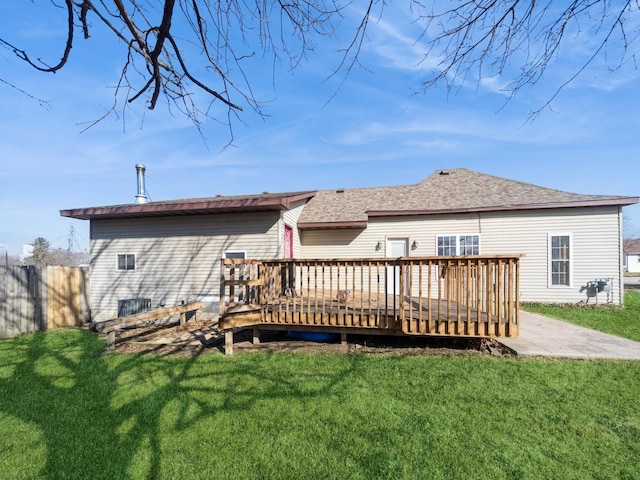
459,235 -> 480,255
437,235 -> 480,256
117,253 -> 136,271
437,236 -> 457,256
549,234 -> 572,287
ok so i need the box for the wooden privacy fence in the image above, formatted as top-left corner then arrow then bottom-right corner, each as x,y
0,266 -> 90,338
219,255 -> 521,338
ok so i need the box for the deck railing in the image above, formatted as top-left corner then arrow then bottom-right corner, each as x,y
219,255 -> 521,338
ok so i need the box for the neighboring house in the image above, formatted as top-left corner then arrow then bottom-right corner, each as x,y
624,238 -> 640,273
61,168 -> 638,321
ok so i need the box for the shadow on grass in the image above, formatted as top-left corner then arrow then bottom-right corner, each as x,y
0,328 -> 366,479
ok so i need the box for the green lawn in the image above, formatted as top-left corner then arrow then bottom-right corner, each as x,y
523,290 -> 640,342
0,329 -> 638,479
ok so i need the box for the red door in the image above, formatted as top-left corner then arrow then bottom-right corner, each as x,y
284,225 -> 294,259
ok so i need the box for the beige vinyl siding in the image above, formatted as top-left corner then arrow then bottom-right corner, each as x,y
628,254 -> 640,273
281,200 -> 307,257
90,212 -> 280,321
300,214 -> 482,259
300,207 -> 624,304
479,207 -> 623,304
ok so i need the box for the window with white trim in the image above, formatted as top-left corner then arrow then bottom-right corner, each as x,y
459,235 -> 480,255
117,254 -> 136,271
436,235 -> 480,256
549,234 -> 572,287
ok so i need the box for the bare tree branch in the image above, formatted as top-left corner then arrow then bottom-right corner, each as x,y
0,0 -> 74,72
4,0 -> 352,130
1,0 -> 638,132
413,0 -> 639,110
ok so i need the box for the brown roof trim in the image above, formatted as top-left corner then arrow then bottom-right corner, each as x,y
297,221 -> 368,230
367,197 -> 640,218
61,191 -> 316,220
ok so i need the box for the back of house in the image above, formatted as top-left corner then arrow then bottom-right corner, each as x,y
61,167 -> 638,322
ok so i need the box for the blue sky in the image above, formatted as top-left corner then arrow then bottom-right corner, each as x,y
1,2 -> 639,256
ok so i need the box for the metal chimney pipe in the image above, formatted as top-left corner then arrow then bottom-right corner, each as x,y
135,164 -> 148,204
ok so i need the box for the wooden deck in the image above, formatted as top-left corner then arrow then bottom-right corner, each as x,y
219,256 -> 522,353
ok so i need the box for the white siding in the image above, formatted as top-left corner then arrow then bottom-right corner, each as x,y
300,206 -> 625,304
627,254 -> 640,273
90,212 -> 280,321
89,203 -> 627,319
301,213 -> 483,259
478,207 -> 623,304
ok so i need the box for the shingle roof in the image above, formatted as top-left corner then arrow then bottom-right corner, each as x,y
61,167 -> 638,224
297,168 -> 638,229
624,238 -> 640,254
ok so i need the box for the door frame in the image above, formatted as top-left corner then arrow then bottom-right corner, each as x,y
386,238 -> 409,296
284,224 -> 294,259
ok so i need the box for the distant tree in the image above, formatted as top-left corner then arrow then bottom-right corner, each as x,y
23,240 -> 89,267
1,253 -> 21,268
27,237 -> 51,267
47,248 -> 90,267
624,213 -> 639,240
1,1 -> 638,130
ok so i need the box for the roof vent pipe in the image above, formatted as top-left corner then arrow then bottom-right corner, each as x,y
135,164 -> 148,204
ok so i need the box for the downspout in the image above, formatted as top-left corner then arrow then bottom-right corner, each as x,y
278,211 -> 283,259
618,206 -> 624,305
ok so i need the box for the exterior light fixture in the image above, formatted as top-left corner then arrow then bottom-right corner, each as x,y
411,240 -> 418,250
375,240 -> 383,251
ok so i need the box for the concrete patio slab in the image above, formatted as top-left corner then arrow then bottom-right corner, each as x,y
498,311 -> 640,360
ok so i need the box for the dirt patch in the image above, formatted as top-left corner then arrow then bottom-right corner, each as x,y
226,330 -> 511,357
106,320 -> 513,358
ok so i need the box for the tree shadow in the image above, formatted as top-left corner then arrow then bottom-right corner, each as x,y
0,328 -> 364,479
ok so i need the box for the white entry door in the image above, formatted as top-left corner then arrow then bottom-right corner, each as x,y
386,239 -> 408,296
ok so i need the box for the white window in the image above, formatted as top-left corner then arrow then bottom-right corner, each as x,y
117,253 -> 136,271
459,235 -> 480,255
549,234 -> 572,287
436,235 -> 480,256
437,235 -> 457,256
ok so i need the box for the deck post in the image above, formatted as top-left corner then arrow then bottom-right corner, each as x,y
107,331 -> 116,351
225,330 -> 234,355
252,328 -> 260,345
340,332 -> 347,345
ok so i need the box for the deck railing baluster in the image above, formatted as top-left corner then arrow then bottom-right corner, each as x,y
218,255 -> 521,339
426,262 -> 432,334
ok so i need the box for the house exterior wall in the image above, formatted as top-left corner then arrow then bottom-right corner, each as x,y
89,212 -> 281,321
626,254 -> 640,273
300,206 -> 624,305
